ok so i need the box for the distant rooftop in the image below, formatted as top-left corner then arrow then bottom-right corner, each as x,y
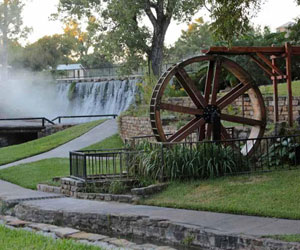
56,64 -> 85,71
276,21 -> 294,31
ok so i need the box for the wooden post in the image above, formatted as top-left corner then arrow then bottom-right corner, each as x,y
285,42 -> 293,127
271,45 -> 279,122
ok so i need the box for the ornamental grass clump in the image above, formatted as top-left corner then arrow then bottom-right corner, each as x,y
135,142 -> 247,181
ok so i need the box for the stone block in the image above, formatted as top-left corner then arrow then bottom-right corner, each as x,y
28,223 -> 59,232
6,219 -> 29,228
68,232 -> 108,241
51,227 -> 80,238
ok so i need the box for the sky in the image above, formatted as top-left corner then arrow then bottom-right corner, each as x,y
22,0 -> 300,46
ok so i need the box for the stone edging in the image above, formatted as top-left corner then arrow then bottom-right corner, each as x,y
11,201 -> 300,250
37,181 -> 168,204
0,215 -> 175,249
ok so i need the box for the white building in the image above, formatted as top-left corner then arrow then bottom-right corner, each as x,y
56,64 -> 86,79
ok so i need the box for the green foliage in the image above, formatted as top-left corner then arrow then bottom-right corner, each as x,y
0,0 -> 30,69
0,119 -> 105,166
68,82 -> 77,100
108,180 -> 127,194
260,138 -> 300,167
135,142 -> 247,181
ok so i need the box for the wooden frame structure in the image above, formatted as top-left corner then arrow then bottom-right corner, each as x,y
204,42 -> 299,126
149,43 -> 300,155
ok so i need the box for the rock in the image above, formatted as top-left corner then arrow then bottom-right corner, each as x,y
51,227 -> 80,238
68,232 -> 108,241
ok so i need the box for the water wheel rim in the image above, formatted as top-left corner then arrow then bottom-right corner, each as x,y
150,55 -> 266,156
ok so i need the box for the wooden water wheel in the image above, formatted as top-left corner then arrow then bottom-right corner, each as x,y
150,55 -> 266,155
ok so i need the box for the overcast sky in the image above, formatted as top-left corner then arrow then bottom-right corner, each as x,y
22,0 -> 300,46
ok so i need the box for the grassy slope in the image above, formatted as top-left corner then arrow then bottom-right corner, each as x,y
0,225 -> 102,250
259,81 -> 300,96
81,134 -> 124,150
0,119 -> 105,166
142,169 -> 300,219
266,234 -> 300,242
0,158 -> 69,189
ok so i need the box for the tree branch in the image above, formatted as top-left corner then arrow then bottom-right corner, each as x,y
145,0 -> 157,29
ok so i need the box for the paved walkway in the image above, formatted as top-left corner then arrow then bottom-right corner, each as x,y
0,119 -> 118,170
1,179 -> 300,237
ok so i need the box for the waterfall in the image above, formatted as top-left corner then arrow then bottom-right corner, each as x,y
56,78 -> 139,117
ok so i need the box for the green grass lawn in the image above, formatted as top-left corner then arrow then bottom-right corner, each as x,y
0,225 -> 103,250
81,134 -> 124,150
141,169 -> 300,219
0,157 -> 122,189
0,158 -> 69,189
259,81 -> 300,96
0,119 -> 105,166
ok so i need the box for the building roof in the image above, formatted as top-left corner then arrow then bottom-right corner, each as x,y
56,64 -> 85,71
276,21 -> 294,30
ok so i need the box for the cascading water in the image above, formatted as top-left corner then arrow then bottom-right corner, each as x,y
56,78 -> 139,117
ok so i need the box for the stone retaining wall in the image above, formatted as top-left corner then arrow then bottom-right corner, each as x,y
12,202 -> 300,250
119,96 -> 300,140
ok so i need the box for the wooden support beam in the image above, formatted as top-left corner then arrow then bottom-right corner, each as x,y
271,45 -> 279,122
250,55 -> 274,77
256,52 -> 284,76
270,75 -> 287,80
285,42 -> 293,127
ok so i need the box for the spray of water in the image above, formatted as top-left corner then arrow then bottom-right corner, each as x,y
0,69 -> 139,120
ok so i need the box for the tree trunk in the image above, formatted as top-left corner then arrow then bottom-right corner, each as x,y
149,22 -> 169,77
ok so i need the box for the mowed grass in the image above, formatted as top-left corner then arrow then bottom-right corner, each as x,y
0,225 -> 103,250
81,134 -> 124,150
0,158 -> 69,189
141,169 -> 300,219
259,81 -> 300,96
266,234 -> 300,242
0,119 -> 105,166
0,157 -> 122,189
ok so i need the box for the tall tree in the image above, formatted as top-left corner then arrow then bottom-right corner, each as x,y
0,0 -> 29,76
57,0 -> 262,76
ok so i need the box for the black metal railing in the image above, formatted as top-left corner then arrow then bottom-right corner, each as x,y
52,114 -> 117,124
70,148 -> 141,180
70,134 -> 300,181
0,117 -> 55,127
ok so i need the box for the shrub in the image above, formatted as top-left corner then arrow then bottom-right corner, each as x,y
134,141 -> 248,181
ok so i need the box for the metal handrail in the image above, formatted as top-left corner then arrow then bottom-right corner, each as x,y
52,114 -> 118,123
0,117 -> 55,127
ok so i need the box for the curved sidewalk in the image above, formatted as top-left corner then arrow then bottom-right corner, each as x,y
1,179 -> 300,249
0,119 -> 118,170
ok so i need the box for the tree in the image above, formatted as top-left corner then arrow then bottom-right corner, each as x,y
21,34 -> 75,71
0,0 -> 29,76
166,17 -> 213,62
57,0 -> 263,77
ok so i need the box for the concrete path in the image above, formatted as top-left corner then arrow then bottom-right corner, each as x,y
1,179 -> 300,237
0,119 -> 118,170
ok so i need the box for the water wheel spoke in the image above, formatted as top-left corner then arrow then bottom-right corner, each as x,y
198,125 -> 206,141
175,66 -> 207,108
217,83 -> 251,109
204,60 -> 215,102
221,113 -> 263,126
160,102 -> 203,115
206,124 -> 212,140
168,117 -> 205,142
221,125 -> 231,140
211,59 -> 222,105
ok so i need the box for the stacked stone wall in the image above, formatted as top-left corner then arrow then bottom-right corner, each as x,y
119,96 -> 300,140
